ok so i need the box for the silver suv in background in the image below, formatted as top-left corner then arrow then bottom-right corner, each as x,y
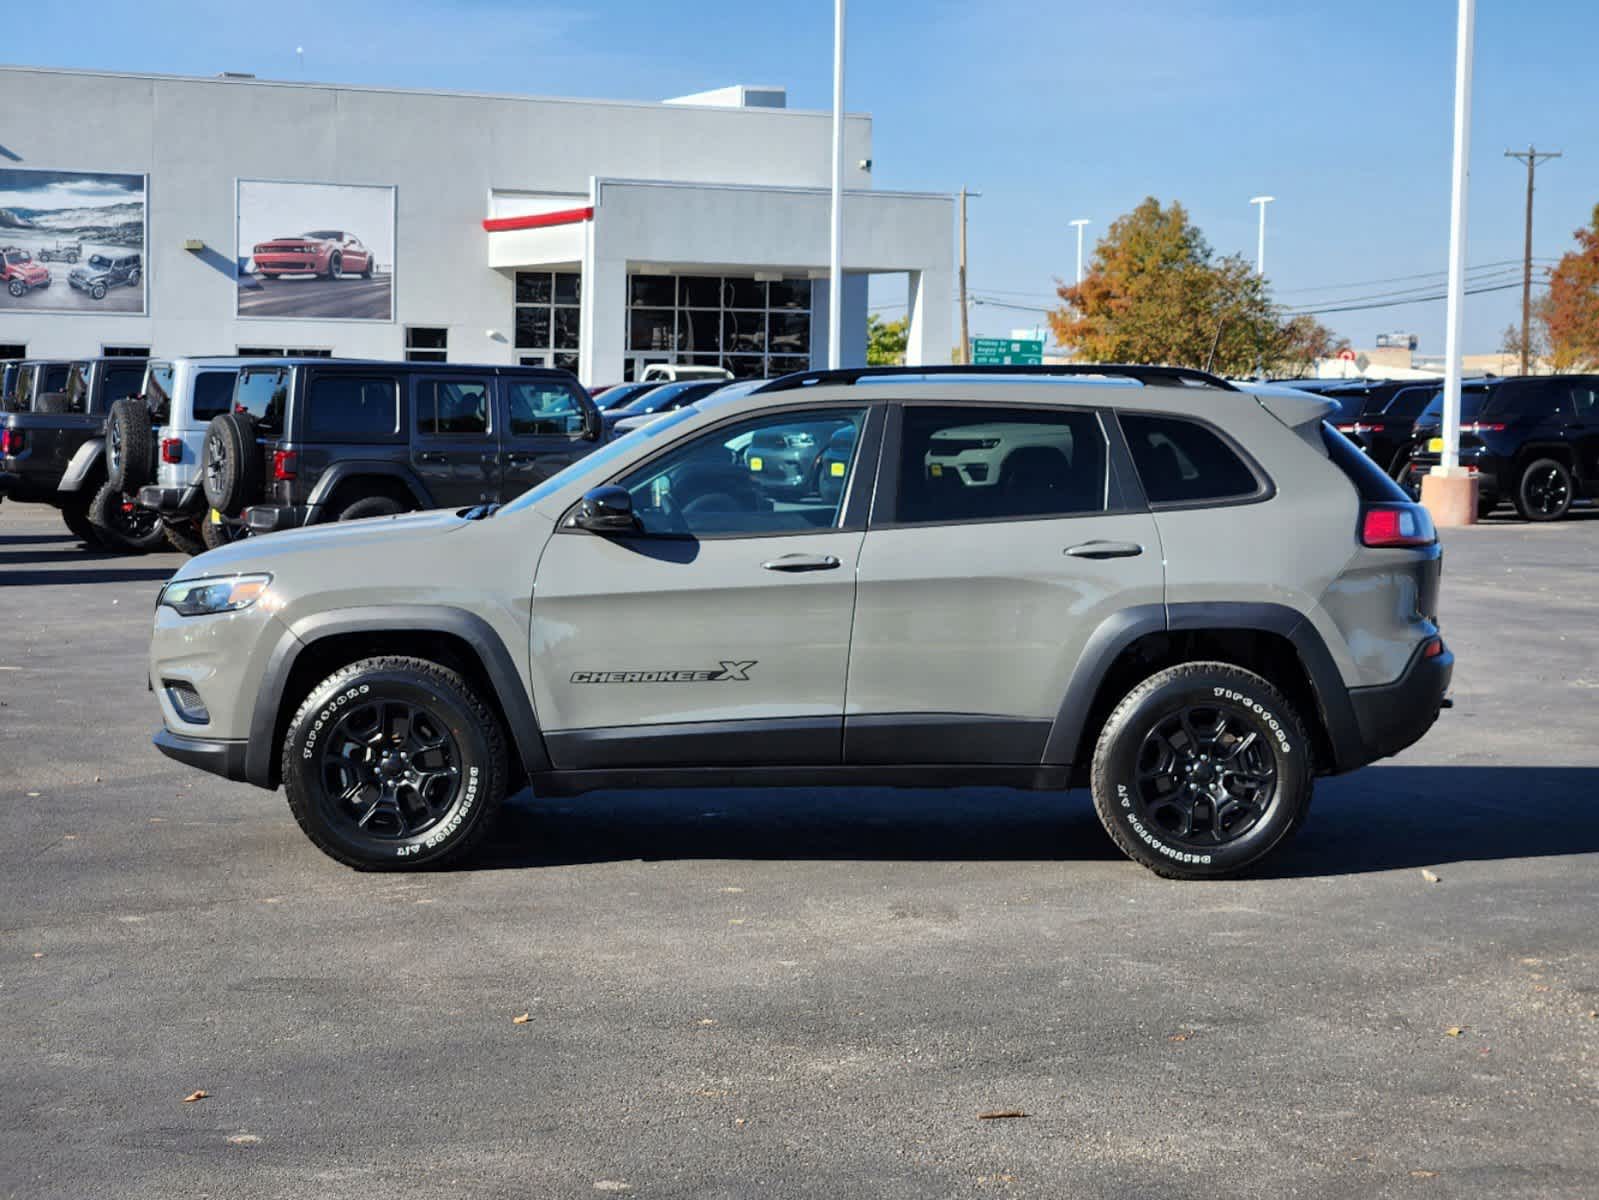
147,364 -> 1452,879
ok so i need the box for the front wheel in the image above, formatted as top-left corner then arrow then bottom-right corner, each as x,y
7,279 -> 24,298
327,252 -> 343,281
281,656 -> 508,870
89,283 -> 107,301
1514,457 -> 1572,522
1090,662 -> 1313,880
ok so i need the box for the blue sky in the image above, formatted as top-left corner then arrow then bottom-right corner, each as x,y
10,0 -> 1596,354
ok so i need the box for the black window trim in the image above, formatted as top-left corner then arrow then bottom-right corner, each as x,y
868,398 -> 1139,531
1113,408 -> 1276,512
559,400 -> 886,542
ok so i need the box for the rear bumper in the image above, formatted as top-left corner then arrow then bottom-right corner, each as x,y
0,469 -> 61,503
1347,639 -> 1454,764
137,483 -> 206,516
152,728 -> 249,782
244,504 -> 307,533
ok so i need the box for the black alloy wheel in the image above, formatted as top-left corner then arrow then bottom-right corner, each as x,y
1133,705 -> 1275,847
316,698 -> 464,842
1516,458 -> 1572,521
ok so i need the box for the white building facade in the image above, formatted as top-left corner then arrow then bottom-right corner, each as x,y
0,66 -> 953,384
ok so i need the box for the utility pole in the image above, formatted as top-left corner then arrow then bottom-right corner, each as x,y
1249,196 -> 1275,276
1504,145 -> 1560,375
1069,218 -> 1090,285
957,187 -> 981,363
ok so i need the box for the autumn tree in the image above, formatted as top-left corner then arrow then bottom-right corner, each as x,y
1536,203 -> 1599,370
1050,197 -> 1341,377
866,312 -> 909,366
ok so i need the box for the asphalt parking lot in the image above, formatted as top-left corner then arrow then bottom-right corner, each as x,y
2,502 -> 1596,1199
236,274 -> 393,319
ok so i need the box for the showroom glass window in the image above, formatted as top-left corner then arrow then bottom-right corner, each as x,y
514,271 -> 580,374
1120,413 -> 1261,505
405,327 -> 448,363
616,407 -> 864,536
625,273 -> 811,380
893,406 -> 1108,524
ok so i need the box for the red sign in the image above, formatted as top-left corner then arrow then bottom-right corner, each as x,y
1337,348 -> 1357,362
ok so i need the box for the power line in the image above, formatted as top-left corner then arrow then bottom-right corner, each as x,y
1290,278 -> 1544,316
1283,267 -> 1530,311
1275,257 -> 1556,295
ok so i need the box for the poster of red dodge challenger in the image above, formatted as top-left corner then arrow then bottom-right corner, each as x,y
236,179 -> 395,321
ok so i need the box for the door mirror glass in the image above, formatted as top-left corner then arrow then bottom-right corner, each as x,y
572,485 -> 637,533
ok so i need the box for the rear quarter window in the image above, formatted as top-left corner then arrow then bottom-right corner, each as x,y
307,375 -> 400,441
192,371 -> 238,422
1119,413 -> 1264,506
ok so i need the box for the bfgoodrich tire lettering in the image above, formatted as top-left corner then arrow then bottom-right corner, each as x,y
1090,661 -> 1312,880
281,656 -> 508,871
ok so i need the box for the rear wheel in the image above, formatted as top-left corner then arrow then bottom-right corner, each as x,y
87,482 -> 168,553
1090,662 -> 1313,880
59,494 -> 101,547
199,512 -> 251,551
1514,457 -> 1572,521
281,656 -> 508,870
161,518 -> 207,556
334,494 -> 406,522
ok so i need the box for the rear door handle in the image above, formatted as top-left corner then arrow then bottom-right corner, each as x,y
762,554 -> 841,572
1065,540 -> 1144,559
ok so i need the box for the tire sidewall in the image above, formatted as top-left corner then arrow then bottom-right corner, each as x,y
336,495 -> 403,522
1517,457 -> 1571,521
88,481 -> 165,552
1094,669 -> 1311,877
284,666 -> 501,868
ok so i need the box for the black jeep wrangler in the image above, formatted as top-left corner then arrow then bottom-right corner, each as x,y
0,357 -> 156,548
198,360 -> 604,539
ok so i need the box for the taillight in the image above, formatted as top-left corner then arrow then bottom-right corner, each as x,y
160,437 -> 182,464
0,428 -> 22,455
1467,422 -> 1507,434
1423,637 -> 1446,659
1362,505 -> 1436,548
272,450 -> 297,481
1353,422 -> 1387,434
1335,423 -> 1356,433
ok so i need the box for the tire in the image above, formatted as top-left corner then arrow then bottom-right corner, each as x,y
361,257 -> 374,279
334,494 -> 405,522
7,279 -> 23,297
281,656 -> 508,871
327,252 -> 343,281
105,397 -> 155,491
201,411 -> 262,516
1513,457 -> 1573,522
161,518 -> 207,556
1089,662 -> 1314,880
90,283 -> 107,301
128,268 -> 141,286
87,481 -> 168,553
59,494 -> 101,547
199,511 -> 251,551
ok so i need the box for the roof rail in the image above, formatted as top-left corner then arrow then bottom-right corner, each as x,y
753,363 -> 1239,393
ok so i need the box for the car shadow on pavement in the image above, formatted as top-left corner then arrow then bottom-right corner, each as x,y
0,531 -> 79,546
0,565 -> 177,586
471,764 -> 1599,876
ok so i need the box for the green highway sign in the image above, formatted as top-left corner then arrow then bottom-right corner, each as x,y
970,337 -> 1044,365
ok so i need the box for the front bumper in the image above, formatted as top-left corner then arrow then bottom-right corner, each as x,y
1347,638 -> 1455,764
152,728 -> 248,782
138,483 -> 206,516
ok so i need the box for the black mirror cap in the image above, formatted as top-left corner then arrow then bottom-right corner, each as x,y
574,485 -> 636,533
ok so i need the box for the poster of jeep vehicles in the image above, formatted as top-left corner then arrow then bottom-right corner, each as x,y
236,179 -> 395,321
0,168 -> 146,314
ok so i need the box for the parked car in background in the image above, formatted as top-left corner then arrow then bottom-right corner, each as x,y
68,253 -> 141,300
638,363 -> 733,383
1404,375 -> 1599,520
1323,379 -> 1442,479
588,381 -> 662,411
252,232 -> 374,280
0,357 -> 151,547
191,360 -> 601,541
604,379 -> 726,437
36,240 -> 82,264
2,246 -> 51,297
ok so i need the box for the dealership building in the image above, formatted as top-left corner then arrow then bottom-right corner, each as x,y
0,66 -> 953,383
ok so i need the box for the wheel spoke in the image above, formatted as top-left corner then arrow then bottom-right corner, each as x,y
315,692 -> 462,843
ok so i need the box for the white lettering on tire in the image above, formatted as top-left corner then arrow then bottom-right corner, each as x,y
1211,687 -> 1292,754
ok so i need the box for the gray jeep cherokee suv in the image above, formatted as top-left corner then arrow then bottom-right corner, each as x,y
147,365 -> 1452,879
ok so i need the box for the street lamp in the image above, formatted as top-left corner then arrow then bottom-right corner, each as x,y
1249,195 -> 1274,277
1069,218 -> 1090,285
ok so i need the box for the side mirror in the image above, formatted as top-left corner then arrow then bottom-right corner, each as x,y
571,485 -> 636,533
582,403 -> 603,442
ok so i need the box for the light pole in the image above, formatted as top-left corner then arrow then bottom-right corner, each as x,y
1069,218 -> 1090,285
1249,196 -> 1274,276
827,0 -> 846,370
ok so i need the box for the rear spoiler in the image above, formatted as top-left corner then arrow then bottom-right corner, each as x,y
1251,388 -> 1334,431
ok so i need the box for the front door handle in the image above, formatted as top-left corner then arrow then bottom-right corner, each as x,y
1065,540 -> 1144,560
762,553 -> 841,572
417,452 -> 448,465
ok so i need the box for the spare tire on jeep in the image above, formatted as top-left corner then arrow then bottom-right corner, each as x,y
105,397 -> 155,491
201,411 -> 263,517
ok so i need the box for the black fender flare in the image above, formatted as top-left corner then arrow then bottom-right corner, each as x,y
244,605 -> 550,788
56,437 -> 105,493
305,461 -> 433,520
1041,601 -> 1366,774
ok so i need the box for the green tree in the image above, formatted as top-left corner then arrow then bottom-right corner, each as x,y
867,312 -> 909,366
1049,197 -> 1341,377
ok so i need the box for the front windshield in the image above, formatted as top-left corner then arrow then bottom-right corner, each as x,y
498,406 -> 701,516
88,254 -> 111,268
303,230 -> 340,240
617,383 -> 689,415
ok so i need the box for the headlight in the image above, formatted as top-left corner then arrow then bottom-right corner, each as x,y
159,573 -> 272,616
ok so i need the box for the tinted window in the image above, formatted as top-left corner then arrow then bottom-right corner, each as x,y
143,363 -> 175,421
1484,381 -> 1566,419
1322,390 -> 1368,424
234,367 -> 289,435
1384,386 -> 1437,422
618,408 -> 865,536
1569,383 -> 1599,421
507,381 -> 585,437
42,364 -> 70,394
1121,413 -> 1261,505
307,375 -> 399,440
192,371 -> 237,422
896,406 -> 1107,524
417,379 -> 490,436
103,366 -> 145,406
1418,387 -> 1489,425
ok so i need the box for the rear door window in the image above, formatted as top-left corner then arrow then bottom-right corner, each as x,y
307,374 -> 400,441
894,405 -> 1108,524
1119,413 -> 1264,506
416,379 -> 491,436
